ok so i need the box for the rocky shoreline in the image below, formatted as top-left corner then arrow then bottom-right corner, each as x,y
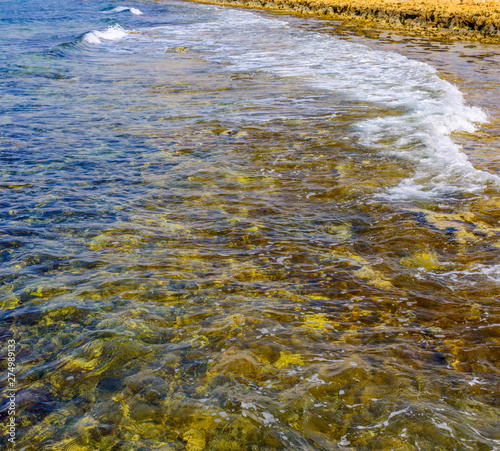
185,0 -> 500,41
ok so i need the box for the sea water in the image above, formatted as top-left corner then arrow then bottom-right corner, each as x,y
0,0 -> 499,449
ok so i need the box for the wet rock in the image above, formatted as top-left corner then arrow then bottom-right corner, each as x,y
129,401 -> 164,423
188,0 -> 500,41
125,373 -> 170,395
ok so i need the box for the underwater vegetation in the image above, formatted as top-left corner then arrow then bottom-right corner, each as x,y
0,5 -> 499,447
2,112 -> 499,449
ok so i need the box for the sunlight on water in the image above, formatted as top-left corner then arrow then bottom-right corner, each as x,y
0,1 -> 499,450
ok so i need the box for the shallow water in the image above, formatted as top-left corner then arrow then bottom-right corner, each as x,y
1,1 -> 499,450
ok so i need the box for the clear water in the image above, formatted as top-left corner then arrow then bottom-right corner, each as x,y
1,1 -> 499,449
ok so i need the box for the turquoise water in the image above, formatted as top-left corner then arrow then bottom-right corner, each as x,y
1,1 -> 499,449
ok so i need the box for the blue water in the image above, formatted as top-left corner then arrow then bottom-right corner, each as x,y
1,0 -> 500,449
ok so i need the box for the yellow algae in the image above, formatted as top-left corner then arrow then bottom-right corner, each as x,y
141,216 -> 192,235
238,207 -> 249,217
453,228 -> 478,244
334,163 -> 351,178
408,208 -> 490,245
7,12 -> 500,451
251,345 -> 279,365
301,313 -> 334,332
227,314 -> 246,329
354,266 -> 393,289
61,357 -> 100,372
400,250 -> 444,271
88,234 -> 114,251
337,328 -> 360,343
57,438 -> 90,451
427,326 -> 445,336
60,341 -> 105,373
322,250 -> 369,266
225,216 -> 244,224
30,286 -> 45,297
220,129 -> 237,136
232,173 -> 251,185
189,334 -> 210,349
274,351 -> 305,368
263,289 -> 310,303
471,220 -> 500,238
1,295 -> 20,309
231,261 -> 286,281
425,210 -> 470,227
79,340 -> 105,359
439,339 -> 467,371
466,302 -> 482,320
325,223 -> 352,240
47,306 -> 76,318
183,428 -> 206,451
359,309 -> 373,316
207,352 -> 262,379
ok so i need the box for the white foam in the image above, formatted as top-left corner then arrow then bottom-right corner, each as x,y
139,8 -> 499,199
468,377 -> 485,386
431,263 -> 500,283
260,412 -> 277,425
432,419 -> 454,434
82,24 -> 128,44
109,6 -> 143,15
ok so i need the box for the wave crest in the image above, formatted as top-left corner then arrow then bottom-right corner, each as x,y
109,6 -> 143,15
82,24 -> 128,45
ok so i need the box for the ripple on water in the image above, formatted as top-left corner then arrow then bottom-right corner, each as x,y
0,1 -> 499,450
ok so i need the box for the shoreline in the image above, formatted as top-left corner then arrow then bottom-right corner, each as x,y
180,0 -> 500,175
185,0 -> 500,42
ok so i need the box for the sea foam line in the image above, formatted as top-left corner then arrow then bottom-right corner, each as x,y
146,8 -> 499,199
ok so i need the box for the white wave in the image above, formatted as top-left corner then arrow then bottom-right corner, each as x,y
109,6 -> 143,15
442,264 -> 500,283
134,8 -> 500,199
82,24 -> 128,44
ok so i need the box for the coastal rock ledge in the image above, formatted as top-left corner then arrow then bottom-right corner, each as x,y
186,0 -> 500,40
